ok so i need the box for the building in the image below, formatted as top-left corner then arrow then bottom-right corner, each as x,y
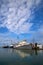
37,44 -> 42,49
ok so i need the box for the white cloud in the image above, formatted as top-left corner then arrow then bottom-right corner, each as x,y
0,0 -> 41,34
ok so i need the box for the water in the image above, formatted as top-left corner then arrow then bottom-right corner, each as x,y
0,48 -> 43,65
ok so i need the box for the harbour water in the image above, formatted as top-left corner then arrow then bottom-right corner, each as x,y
0,48 -> 43,65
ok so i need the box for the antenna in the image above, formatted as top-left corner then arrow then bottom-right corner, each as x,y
32,37 -> 35,44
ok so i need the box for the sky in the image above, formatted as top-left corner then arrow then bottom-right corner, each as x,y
0,0 -> 43,45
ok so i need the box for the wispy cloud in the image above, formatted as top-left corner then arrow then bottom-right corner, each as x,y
0,0 -> 41,34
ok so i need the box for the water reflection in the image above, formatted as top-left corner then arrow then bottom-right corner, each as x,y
0,48 -> 43,57
0,49 -> 43,65
9,49 -> 43,57
14,50 -> 38,58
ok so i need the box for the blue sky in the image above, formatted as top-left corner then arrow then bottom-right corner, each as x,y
0,0 -> 43,45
